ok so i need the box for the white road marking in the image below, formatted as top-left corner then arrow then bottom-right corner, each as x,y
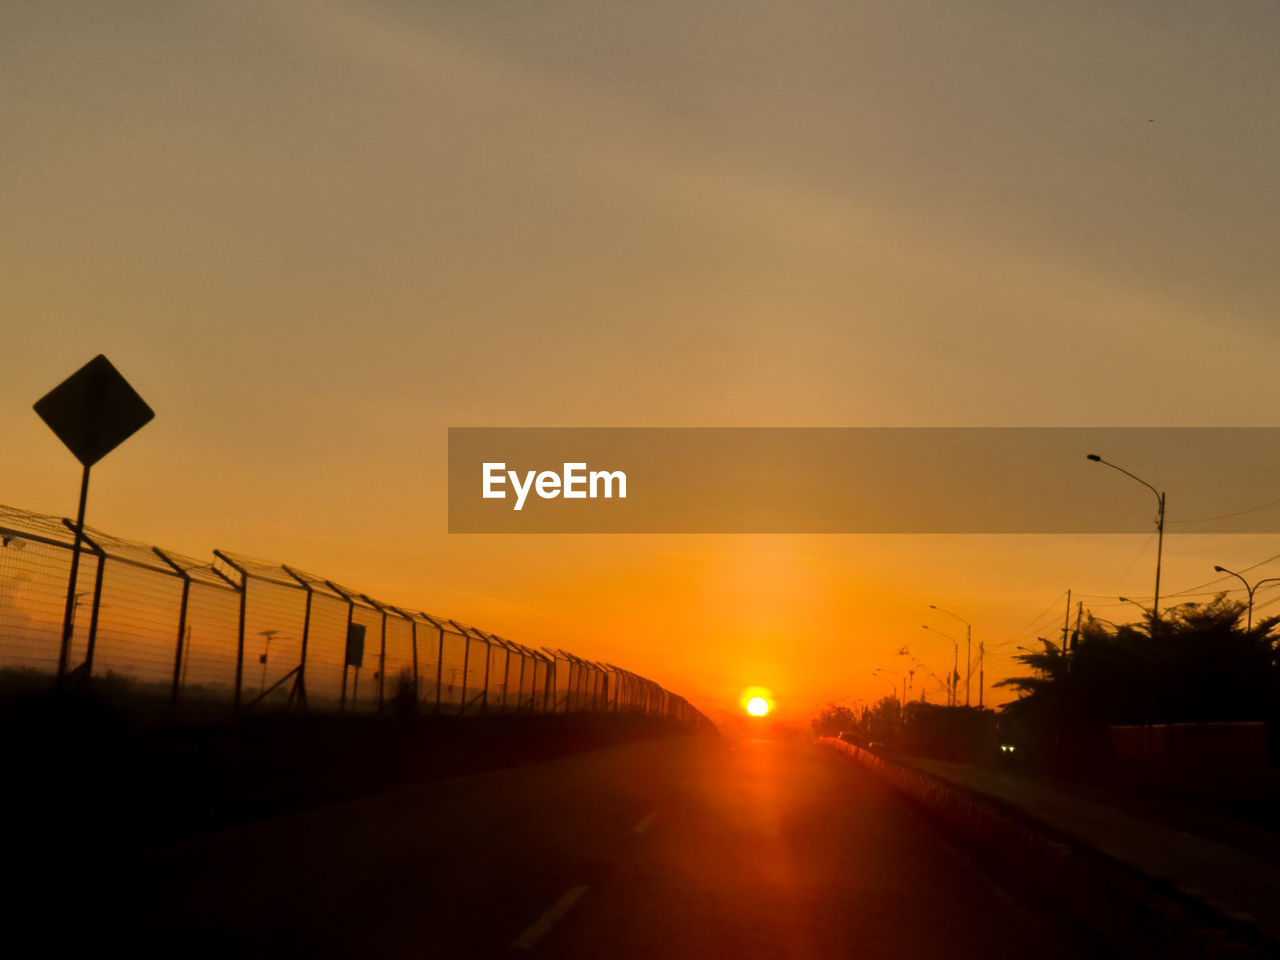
510,885 -> 589,950
632,810 -> 658,833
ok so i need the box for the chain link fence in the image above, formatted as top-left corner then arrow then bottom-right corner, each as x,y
0,505 -> 709,728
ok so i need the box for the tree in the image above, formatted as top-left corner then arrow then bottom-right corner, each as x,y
859,695 -> 903,745
997,594 -> 1280,758
810,702 -> 857,737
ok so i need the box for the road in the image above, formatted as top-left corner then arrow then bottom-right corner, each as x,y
115,736 -> 1091,958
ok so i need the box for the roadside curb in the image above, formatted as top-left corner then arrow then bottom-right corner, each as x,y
818,737 -> 1276,959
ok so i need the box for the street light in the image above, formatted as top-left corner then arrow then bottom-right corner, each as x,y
929,604 -> 972,706
1212,565 -> 1280,631
872,667 -> 907,706
898,647 -> 944,701
1087,454 -> 1165,633
1118,596 -> 1197,622
920,624 -> 959,706
892,659 -> 916,695
1116,596 -> 1151,619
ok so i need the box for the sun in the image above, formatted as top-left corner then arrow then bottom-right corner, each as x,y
740,685 -> 775,717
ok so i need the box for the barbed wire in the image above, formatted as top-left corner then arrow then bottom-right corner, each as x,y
0,504 -> 709,728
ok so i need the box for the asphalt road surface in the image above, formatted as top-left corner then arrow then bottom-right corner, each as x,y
120,736 -> 1093,958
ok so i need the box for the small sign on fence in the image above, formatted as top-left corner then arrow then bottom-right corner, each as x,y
345,623 -> 365,668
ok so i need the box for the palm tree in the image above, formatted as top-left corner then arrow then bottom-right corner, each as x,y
997,594 -> 1280,759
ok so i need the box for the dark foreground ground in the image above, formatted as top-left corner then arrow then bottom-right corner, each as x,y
4,688 -> 692,841
13,722 -> 1107,959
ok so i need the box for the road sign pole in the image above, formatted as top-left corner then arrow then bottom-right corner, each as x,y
37,355 -> 154,684
56,464 -> 91,681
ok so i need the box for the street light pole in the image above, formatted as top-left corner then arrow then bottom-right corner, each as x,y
1119,596 -> 1198,633
920,624 -> 959,706
929,604 -> 972,706
1211,565 -> 1280,631
874,667 -> 907,705
1117,596 -> 1151,618
1087,454 -> 1165,635
978,641 -> 984,708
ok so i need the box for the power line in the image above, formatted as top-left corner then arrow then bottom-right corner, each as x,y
1164,550 -> 1280,598
1166,492 -> 1280,524
1105,532 -> 1155,594
986,595 -> 1067,651
1006,591 -> 1068,637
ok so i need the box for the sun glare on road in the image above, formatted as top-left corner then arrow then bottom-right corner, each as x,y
746,697 -> 770,716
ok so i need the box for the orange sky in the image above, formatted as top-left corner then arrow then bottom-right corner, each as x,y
5,2 -> 1280,724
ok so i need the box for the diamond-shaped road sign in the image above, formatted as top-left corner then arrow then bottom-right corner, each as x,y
34,355 -> 155,467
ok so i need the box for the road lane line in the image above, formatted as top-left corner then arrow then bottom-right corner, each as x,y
510,885 -> 589,950
632,810 -> 658,833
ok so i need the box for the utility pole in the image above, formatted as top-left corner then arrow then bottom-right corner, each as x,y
1087,455 -> 1165,637
1061,589 -> 1072,656
965,620 -> 971,706
978,641 -> 985,708
1154,491 -> 1165,633
928,605 -> 971,707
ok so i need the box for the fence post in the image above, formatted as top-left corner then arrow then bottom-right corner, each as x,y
542,648 -> 565,711
378,604 -> 387,710
454,620 -> 471,716
477,630 -> 491,714
496,636 -> 512,712
213,550 -> 249,711
280,566 -> 315,712
559,652 -> 574,711
337,591 -> 353,711
544,653 -> 554,712
407,610 -> 419,694
514,643 -> 528,711
539,651 -> 554,712
566,656 -> 575,710
83,534 -> 105,680
421,614 -> 443,714
154,547 -> 192,712
564,653 -> 575,712
329,581 -> 386,713
387,606 -> 417,708
360,596 -> 388,712
575,654 -> 588,710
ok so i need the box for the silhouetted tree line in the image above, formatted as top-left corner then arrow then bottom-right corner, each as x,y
900,701 -> 996,760
811,703 -> 859,738
812,697 -> 998,761
811,698 -> 901,745
997,594 -> 1280,763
